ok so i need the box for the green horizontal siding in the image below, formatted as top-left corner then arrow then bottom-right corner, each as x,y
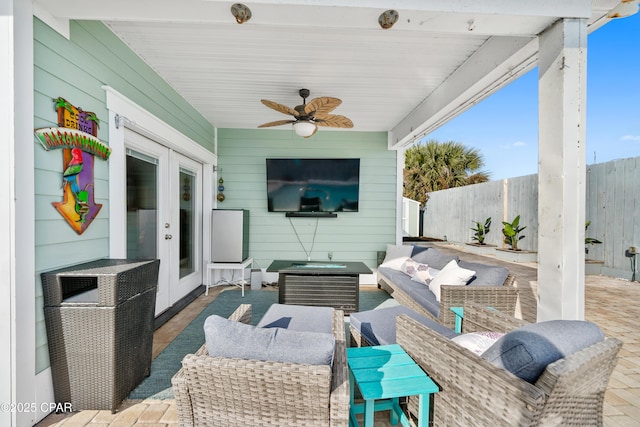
216,129 -> 397,271
33,17 -> 216,373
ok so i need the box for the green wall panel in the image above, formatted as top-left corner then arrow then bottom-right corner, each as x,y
33,17 -> 216,373
216,129 -> 397,272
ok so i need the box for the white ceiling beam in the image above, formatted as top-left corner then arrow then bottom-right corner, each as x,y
34,0 -> 593,24
389,35 -> 538,149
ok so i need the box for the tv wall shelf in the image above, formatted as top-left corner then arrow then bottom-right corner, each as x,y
285,212 -> 338,218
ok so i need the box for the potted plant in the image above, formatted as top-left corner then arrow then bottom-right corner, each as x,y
585,221 -> 604,275
585,221 -> 602,255
502,215 -> 526,250
471,217 -> 491,245
496,215 -> 537,262
465,217 -> 496,255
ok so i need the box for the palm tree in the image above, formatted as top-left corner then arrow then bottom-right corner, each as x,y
404,139 -> 490,205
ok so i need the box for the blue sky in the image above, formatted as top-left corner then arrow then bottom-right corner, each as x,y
422,13 -> 640,180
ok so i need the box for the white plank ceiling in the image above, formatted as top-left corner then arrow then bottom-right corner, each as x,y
34,0 -> 623,147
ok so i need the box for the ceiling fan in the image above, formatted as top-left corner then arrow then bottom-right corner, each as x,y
258,89 -> 353,138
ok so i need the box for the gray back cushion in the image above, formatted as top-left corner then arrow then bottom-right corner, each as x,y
350,305 -> 458,346
482,320 -> 604,383
204,315 -> 335,366
256,303 -> 333,334
458,260 -> 509,286
411,247 -> 459,270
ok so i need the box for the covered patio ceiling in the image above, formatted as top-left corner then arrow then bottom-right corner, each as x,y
33,0 -> 624,148
29,0 -> 636,322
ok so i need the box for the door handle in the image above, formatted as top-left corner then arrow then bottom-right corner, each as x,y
165,234 -> 173,240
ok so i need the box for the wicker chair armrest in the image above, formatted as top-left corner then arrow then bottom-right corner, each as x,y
461,302 -> 527,333
330,309 -> 349,427
228,303 -> 252,324
502,273 -> 516,287
396,314 -> 545,425
171,367 -> 195,427
172,302 -> 253,425
539,337 -> 622,391
439,283 -> 519,329
533,337 -> 622,424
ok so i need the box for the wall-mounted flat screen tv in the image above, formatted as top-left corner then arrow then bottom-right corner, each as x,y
266,158 -> 360,213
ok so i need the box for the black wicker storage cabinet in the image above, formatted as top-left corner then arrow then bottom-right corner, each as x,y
42,259 -> 160,412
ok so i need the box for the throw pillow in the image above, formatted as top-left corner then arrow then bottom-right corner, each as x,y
410,245 -> 429,257
380,244 -> 413,270
411,269 -> 433,285
411,247 -> 460,270
401,258 -> 429,276
458,260 -> 509,287
452,331 -> 505,355
481,320 -> 605,383
428,259 -> 475,301
204,315 -> 336,366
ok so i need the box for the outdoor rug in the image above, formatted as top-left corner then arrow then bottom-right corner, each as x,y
128,288 -> 395,400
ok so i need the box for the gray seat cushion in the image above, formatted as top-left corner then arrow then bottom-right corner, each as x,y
256,303 -> 333,334
482,320 -> 605,383
350,305 -> 458,346
379,267 -> 440,318
204,314 -> 335,366
458,260 -> 509,286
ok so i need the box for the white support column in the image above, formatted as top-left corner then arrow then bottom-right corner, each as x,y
0,5 -> 16,425
2,0 -> 37,425
395,146 -> 406,245
537,18 -> 588,321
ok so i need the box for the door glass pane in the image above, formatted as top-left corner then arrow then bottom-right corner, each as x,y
126,150 -> 158,259
179,167 -> 196,278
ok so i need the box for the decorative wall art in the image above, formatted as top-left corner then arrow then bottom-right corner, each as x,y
217,177 -> 225,202
34,97 -> 112,235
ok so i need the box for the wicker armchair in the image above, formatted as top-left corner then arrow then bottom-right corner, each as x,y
396,303 -> 623,426
378,269 -> 518,329
171,303 -> 349,427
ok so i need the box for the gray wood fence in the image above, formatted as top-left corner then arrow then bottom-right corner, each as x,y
422,156 -> 640,280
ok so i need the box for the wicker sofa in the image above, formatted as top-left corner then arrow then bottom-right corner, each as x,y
171,303 -> 349,427
396,303 -> 623,426
378,245 -> 518,329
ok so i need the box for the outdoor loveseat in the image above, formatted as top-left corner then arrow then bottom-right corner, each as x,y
378,245 -> 518,329
171,303 -> 349,427
394,303 -> 623,426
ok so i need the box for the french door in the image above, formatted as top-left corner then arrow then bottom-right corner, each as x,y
125,130 -> 203,314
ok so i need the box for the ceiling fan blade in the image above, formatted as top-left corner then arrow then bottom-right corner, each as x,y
258,119 -> 296,128
315,114 -> 353,128
304,97 -> 342,116
261,99 -> 299,117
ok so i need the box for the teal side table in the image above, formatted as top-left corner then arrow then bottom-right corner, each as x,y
451,306 -> 498,333
450,306 -> 464,333
347,344 -> 438,427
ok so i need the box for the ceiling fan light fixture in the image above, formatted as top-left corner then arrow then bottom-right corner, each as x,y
608,0 -> 639,18
293,121 -> 316,137
231,3 -> 252,24
378,10 -> 399,29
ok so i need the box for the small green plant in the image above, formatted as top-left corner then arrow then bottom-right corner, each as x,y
502,215 -> 526,251
471,217 -> 491,245
585,221 -> 602,254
